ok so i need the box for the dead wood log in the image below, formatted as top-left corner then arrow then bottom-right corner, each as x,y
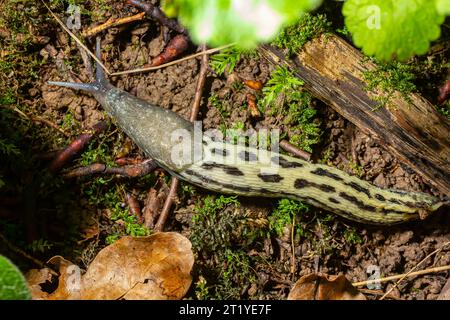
259,34 -> 450,195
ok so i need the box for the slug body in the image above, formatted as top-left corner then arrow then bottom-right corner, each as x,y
49,40 -> 445,225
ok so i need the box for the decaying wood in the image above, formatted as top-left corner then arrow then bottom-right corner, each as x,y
260,35 -> 450,195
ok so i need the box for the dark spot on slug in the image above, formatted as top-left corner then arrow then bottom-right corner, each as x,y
200,162 -> 215,170
329,197 -> 340,204
257,173 -> 284,183
294,179 -> 335,193
200,162 -> 244,176
311,168 -> 344,181
345,181 -> 371,198
294,179 -> 308,188
375,194 -> 385,201
389,199 -> 402,205
184,169 -> 251,193
339,192 -> 376,212
271,156 -> 304,168
319,184 -> 336,193
211,148 -> 229,157
239,150 -> 258,162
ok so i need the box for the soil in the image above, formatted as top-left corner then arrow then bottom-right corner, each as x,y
0,0 -> 448,300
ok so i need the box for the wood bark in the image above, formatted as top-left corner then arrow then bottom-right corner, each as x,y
259,34 -> 450,195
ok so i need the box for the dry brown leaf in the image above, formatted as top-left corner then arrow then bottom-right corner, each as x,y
288,274 -> 366,300
47,255 -> 81,300
26,268 -> 53,300
28,233 -> 193,300
81,232 -> 193,299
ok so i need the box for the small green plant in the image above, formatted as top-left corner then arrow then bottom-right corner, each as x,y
343,227 -> 363,244
261,66 -> 321,152
269,198 -> 309,237
28,238 -> 53,254
190,195 -> 262,299
260,66 -> 303,111
79,140 -> 115,167
110,203 -> 149,237
363,60 -> 416,109
272,13 -> 330,56
0,255 -> 31,300
210,47 -> 243,76
82,178 -> 149,240
348,158 -> 364,177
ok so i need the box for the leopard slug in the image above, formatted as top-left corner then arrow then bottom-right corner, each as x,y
49,39 -> 446,225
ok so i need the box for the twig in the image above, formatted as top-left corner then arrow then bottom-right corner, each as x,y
380,241 -> 450,300
110,44 -> 233,76
5,106 -> 70,137
49,121 -> 107,173
190,44 -> 208,122
31,116 -> 70,137
154,178 -> 179,232
147,34 -> 189,67
353,265 -> 450,287
290,215 -> 296,274
0,231 -> 58,276
126,190 -> 143,223
82,12 -> 146,38
62,159 -> 156,179
279,140 -> 311,161
357,289 -> 401,300
154,44 -> 209,232
126,0 -> 186,34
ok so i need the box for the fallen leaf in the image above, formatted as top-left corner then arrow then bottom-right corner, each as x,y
81,232 -> 193,300
30,233 -> 194,300
26,268 -> 53,300
288,274 -> 366,300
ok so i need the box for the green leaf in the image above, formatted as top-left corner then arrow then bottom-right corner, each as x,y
436,0 -> 450,15
169,0 -> 323,48
343,0 -> 445,61
0,255 -> 31,300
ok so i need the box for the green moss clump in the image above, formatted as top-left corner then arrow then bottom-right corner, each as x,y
363,60 -> 417,109
272,13 -> 331,56
190,195 -> 263,299
260,66 -> 322,153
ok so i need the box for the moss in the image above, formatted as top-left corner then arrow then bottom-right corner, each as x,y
260,66 -> 322,153
269,199 -> 309,237
363,60 -> 417,110
190,195 -> 263,299
272,13 -> 331,56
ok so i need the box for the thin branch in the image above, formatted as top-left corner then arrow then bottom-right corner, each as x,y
0,231 -> 58,276
110,44 -> 233,76
62,159 -> 156,179
190,44 -> 208,122
154,178 -> 179,232
31,116 -> 70,137
126,0 -> 186,34
353,265 -> 450,287
280,140 -> 311,161
49,121 -> 107,173
380,241 -> 450,299
82,12 -> 146,38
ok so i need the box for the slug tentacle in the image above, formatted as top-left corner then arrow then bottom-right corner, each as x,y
48,37 -> 111,94
47,81 -> 100,93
